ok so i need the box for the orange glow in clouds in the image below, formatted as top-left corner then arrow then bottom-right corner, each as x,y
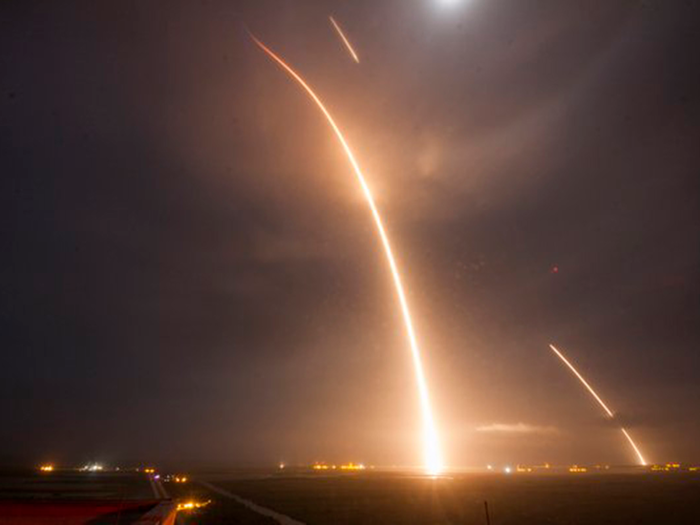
250,34 -> 444,475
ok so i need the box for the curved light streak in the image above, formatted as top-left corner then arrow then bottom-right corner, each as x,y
250,33 -> 443,474
549,344 -> 647,466
329,16 -> 360,63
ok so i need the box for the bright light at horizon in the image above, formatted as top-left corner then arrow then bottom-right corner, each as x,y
250,34 -> 444,475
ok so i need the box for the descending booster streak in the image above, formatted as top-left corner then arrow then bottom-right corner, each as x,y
329,16 -> 360,63
250,34 -> 443,475
548,344 -> 647,466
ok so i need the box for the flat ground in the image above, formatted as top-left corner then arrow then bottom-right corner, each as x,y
3,469 -> 698,524
165,479 -> 277,525
0,468 -> 163,524
0,468 -> 275,524
195,470 -> 700,525
0,468 -> 154,500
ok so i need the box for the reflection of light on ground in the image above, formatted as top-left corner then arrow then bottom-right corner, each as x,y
177,500 -> 210,511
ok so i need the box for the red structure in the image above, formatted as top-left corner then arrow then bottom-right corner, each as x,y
0,499 -> 176,524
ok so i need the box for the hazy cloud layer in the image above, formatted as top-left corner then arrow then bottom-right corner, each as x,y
475,423 -> 559,435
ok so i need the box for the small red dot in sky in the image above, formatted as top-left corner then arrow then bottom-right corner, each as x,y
551,265 -> 559,274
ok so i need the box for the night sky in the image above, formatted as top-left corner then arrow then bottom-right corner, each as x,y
1,1 -> 698,469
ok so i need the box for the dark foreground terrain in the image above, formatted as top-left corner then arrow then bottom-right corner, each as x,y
1,468 -> 698,524
194,470 -> 700,525
0,468 -> 274,524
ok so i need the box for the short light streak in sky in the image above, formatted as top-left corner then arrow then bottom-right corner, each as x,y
250,33 -> 443,475
329,16 -> 360,63
549,343 -> 648,466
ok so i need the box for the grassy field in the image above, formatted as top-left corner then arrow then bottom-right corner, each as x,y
0,468 -> 153,500
2,468 -> 698,523
0,468 -> 277,523
206,471 -> 700,525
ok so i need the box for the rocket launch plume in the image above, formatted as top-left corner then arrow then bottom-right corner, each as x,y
250,34 -> 443,475
549,344 -> 647,466
329,16 -> 360,63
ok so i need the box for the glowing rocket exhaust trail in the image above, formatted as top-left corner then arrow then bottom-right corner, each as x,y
548,344 -> 647,466
329,16 -> 360,63
250,34 -> 443,475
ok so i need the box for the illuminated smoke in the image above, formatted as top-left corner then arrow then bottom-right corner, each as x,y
549,344 -> 647,466
329,16 -> 360,64
250,34 -> 443,475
